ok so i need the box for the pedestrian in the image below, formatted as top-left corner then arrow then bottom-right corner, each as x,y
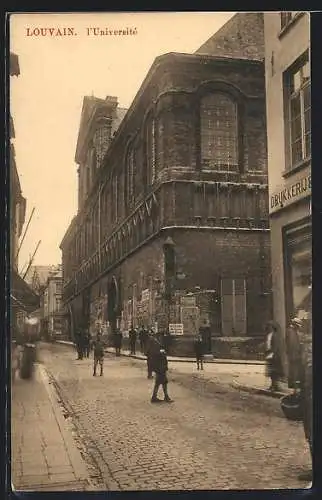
92,333 -> 104,376
199,319 -> 212,354
129,325 -> 137,355
75,327 -> 84,360
286,292 -> 312,483
194,334 -> 204,370
146,333 -> 160,379
84,329 -> 91,358
114,328 -> 123,356
163,330 -> 172,354
264,321 -> 283,392
139,326 -> 147,353
150,347 -> 173,403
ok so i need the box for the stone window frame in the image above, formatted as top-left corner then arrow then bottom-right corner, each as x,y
195,81 -> 246,174
283,51 -> 311,175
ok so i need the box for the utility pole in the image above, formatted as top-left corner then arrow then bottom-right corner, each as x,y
23,240 -> 41,280
16,207 -> 35,261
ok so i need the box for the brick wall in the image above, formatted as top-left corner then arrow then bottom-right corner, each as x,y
195,12 -> 265,61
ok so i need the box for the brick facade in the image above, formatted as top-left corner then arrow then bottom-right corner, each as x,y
61,46 -> 272,350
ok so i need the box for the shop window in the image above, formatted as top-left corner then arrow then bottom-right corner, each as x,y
200,93 -> 238,172
284,220 -> 312,319
284,54 -> 311,170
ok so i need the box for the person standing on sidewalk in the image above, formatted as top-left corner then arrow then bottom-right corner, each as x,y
83,329 -> 91,358
75,326 -> 84,360
92,333 -> 104,376
286,299 -> 312,483
264,321 -> 283,392
194,334 -> 204,370
150,347 -> 173,403
129,325 -> 137,355
114,328 -> 123,356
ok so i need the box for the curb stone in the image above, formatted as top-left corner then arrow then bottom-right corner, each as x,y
231,379 -> 291,399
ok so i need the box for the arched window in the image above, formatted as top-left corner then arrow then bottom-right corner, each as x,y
146,116 -> 156,185
200,93 -> 238,172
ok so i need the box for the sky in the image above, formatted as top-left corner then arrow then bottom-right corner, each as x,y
10,11 -> 235,269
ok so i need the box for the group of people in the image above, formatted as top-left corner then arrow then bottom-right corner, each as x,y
75,327 -> 91,360
127,326 -> 172,356
264,296 -> 312,482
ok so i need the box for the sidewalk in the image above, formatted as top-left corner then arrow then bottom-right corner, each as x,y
11,363 -> 89,491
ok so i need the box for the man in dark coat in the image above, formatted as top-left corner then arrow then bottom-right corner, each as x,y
129,326 -> 137,355
287,305 -> 312,483
92,333 -> 104,376
146,333 -> 160,379
75,327 -> 84,360
114,328 -> 123,356
83,329 -> 91,358
150,347 -> 173,403
199,319 -> 212,354
138,326 -> 148,354
194,334 -> 204,370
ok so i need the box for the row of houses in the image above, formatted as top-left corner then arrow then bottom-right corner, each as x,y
24,265 -> 65,339
60,13 -> 311,362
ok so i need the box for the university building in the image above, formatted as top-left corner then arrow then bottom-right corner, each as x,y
263,13 -> 311,355
61,14 -> 273,353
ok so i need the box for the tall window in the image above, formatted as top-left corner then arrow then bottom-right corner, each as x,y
146,117 -> 156,184
112,175 -> 118,222
286,55 -> 311,169
126,146 -> 135,206
200,93 -> 238,172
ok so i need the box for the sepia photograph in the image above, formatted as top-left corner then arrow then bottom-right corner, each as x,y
9,11 -> 312,492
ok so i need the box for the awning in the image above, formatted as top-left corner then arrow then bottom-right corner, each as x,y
10,269 -> 40,312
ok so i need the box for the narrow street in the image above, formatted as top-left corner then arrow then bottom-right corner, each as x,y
35,342 -> 310,491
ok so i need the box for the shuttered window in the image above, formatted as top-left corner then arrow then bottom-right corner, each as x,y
221,278 -> 247,335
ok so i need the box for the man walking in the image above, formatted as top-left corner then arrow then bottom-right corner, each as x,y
146,332 -> 160,379
194,334 -> 204,370
150,347 -> 173,403
92,333 -> 104,377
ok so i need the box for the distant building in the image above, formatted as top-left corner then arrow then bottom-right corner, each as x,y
61,14 -> 272,352
25,265 -> 59,294
263,13 -> 311,351
10,53 -> 39,334
41,266 -> 65,339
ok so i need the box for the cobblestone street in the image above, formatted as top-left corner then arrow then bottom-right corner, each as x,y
35,342 -> 311,491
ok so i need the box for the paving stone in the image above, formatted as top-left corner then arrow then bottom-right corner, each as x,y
36,343 -> 312,491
